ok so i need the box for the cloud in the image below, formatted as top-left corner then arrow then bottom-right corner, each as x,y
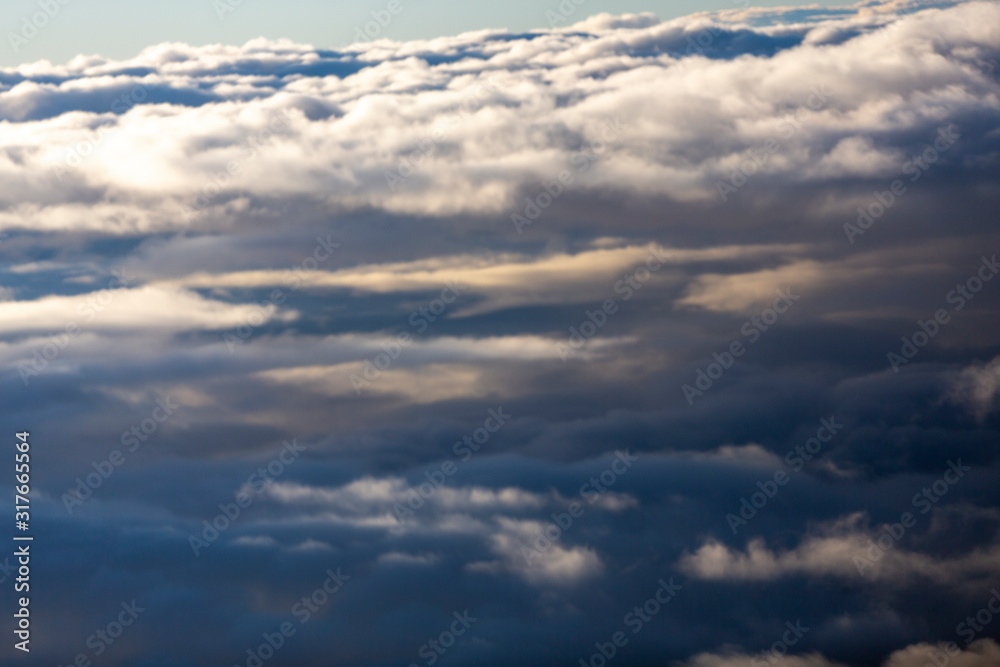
259,474 -> 634,586
3,1 -> 1000,665
678,512 -> 1000,587
678,640 -> 1000,667
473,516 -> 605,585
0,1 -> 994,235
693,443 -> 787,469
949,356 -> 1000,421
678,652 -> 847,667
0,285 -> 287,336
884,640 -> 1000,667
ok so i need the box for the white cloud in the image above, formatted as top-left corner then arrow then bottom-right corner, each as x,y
884,640 -> 1000,667
949,355 -> 1000,421
263,478 -> 623,585
473,516 -> 605,585
0,285 -> 287,335
0,2 -> 995,234
694,443 -> 787,469
678,512 -> 1000,587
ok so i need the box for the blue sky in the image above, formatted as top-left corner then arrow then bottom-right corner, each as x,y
3,0 -> 842,66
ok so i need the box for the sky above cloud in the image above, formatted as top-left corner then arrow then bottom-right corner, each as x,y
0,0 -> 852,67
1,1 -> 999,665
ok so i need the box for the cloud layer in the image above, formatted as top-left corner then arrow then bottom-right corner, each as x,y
1,1 -> 999,665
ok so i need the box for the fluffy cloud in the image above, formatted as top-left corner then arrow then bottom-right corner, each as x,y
678,513 -> 1000,588
0,1 -> 995,235
4,1 -> 1000,665
949,356 -> 1000,421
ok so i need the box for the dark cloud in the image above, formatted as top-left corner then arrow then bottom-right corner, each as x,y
1,1 -> 1000,665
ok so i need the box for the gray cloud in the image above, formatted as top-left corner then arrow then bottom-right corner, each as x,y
2,1 -> 1000,665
